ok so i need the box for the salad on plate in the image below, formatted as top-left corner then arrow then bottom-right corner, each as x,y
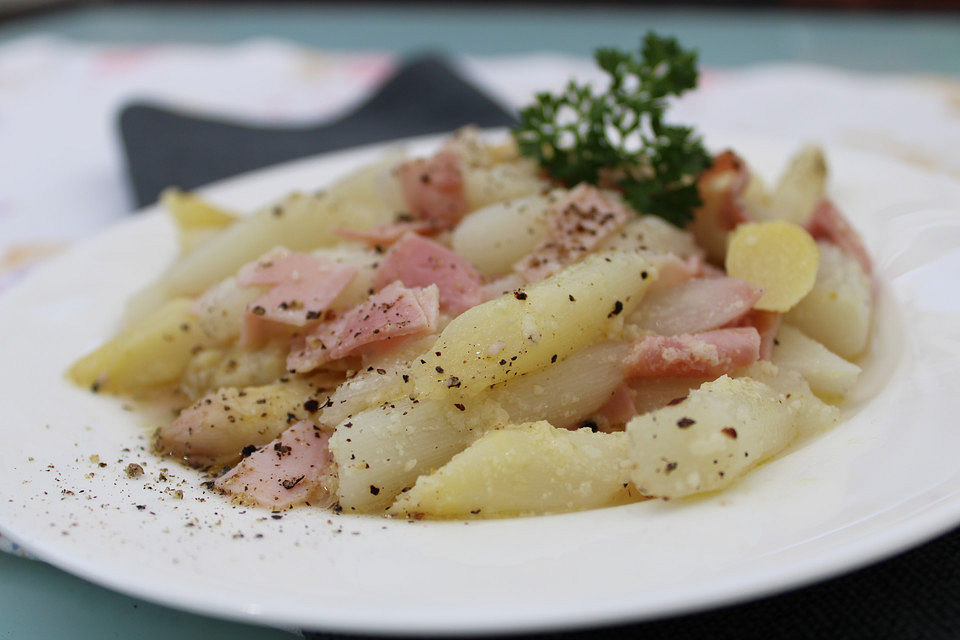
68,34 -> 874,519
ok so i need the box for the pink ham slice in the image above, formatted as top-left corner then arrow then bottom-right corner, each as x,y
238,249 -> 357,327
694,260 -> 727,279
804,198 -> 872,275
215,421 -> 332,510
698,151 -> 752,231
372,232 -> 483,315
625,328 -> 761,379
514,184 -> 630,282
643,254 -> 702,294
333,221 -> 434,248
287,281 -> 440,373
731,309 -> 782,360
593,384 -> 638,431
397,149 -> 467,231
630,277 -> 762,336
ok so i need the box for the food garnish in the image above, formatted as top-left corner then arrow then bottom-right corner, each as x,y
513,32 -> 711,227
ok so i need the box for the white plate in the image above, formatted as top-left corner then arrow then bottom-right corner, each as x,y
2,132 -> 960,635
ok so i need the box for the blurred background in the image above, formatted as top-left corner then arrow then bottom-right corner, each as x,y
1,1 -> 960,639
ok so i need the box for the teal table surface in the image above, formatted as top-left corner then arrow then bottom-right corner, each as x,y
2,3 -> 960,73
2,4 -> 960,639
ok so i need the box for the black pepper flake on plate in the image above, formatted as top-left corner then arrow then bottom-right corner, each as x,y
608,300 -> 623,317
369,485 -> 381,496
676,417 -> 695,429
667,396 -> 687,406
513,290 -> 528,300
303,399 -> 320,413
721,427 -> 738,439
241,444 -> 257,458
454,403 -> 466,412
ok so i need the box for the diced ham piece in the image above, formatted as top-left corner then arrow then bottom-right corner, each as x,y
397,149 -> 468,231
515,184 -> 630,282
625,328 -> 761,379
731,309 -> 782,360
698,150 -> 752,231
630,277 -> 763,336
372,232 -> 483,315
690,151 -> 753,262
215,421 -> 332,510
643,254 -> 702,294
694,260 -> 727,279
593,384 -> 638,431
333,221 -> 433,248
287,282 -> 440,373
804,198 -> 872,275
237,249 -> 357,327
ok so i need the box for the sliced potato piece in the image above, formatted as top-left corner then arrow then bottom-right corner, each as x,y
180,340 -> 290,399
767,145 -> 827,225
725,221 -> 819,312
451,192 -> 558,277
390,421 -> 638,519
162,188 -> 237,253
598,215 -> 702,259
740,172 -> 772,215
330,397 -> 509,513
628,370 -> 837,499
193,276 -> 263,344
734,360 -> 840,432
130,157 -> 404,319
771,325 -> 861,398
68,298 -> 210,393
315,333 -> 437,426
463,159 -> 547,211
412,252 -> 654,398
156,380 -> 315,467
162,188 -> 237,229
489,341 -> 629,427
784,241 -> 872,359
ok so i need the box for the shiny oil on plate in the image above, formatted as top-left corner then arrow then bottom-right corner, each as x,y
1,132 -> 959,635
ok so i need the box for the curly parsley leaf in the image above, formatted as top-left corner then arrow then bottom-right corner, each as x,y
513,32 -> 711,227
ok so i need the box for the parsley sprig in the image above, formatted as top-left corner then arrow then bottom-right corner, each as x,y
513,33 -> 711,226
